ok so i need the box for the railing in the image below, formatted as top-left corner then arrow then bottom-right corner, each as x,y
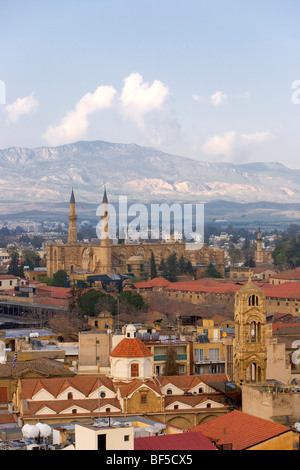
194,356 -> 225,364
154,354 -> 188,362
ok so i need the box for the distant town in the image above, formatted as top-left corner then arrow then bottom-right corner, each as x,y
0,191 -> 300,452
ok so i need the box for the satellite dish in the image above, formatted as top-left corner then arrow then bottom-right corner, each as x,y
22,424 -> 40,439
107,329 -> 112,334
295,422 -> 300,432
36,422 -> 52,438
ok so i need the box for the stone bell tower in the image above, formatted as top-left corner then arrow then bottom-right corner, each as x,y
68,188 -> 78,244
234,275 -> 267,385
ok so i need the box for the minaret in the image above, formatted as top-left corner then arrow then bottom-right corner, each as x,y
100,187 -> 110,247
68,188 -> 78,244
255,226 -> 263,262
99,187 -> 112,274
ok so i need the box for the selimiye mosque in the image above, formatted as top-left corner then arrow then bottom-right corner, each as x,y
46,188 -> 225,281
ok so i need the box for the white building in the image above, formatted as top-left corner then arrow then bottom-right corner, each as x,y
110,324 -> 153,380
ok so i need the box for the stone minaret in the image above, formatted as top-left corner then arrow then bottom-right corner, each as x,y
68,188 -> 78,244
255,226 -> 263,262
233,275 -> 267,385
100,187 -> 110,247
99,187 -> 112,273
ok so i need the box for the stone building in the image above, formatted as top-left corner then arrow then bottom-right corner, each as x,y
255,227 -> 273,264
233,275 -> 267,384
46,189 -> 225,281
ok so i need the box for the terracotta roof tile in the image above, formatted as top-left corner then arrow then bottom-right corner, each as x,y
110,337 -> 153,358
190,410 -> 291,450
20,376 -> 115,399
135,431 -> 218,450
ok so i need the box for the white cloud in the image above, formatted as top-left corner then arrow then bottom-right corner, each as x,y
6,93 -> 39,124
241,131 -> 276,144
43,73 -> 171,146
43,85 -> 117,145
202,130 -> 277,160
119,72 -> 170,126
202,131 -> 237,156
193,90 -> 228,107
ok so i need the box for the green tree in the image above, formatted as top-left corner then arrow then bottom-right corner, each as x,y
7,247 -> 23,277
22,249 -> 41,270
205,263 -> 222,278
163,342 -> 179,376
118,291 -> 146,310
52,270 -> 68,287
150,251 -> 157,279
78,288 -> 116,317
165,253 -> 179,282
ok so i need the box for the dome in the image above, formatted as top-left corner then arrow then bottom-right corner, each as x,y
238,276 -> 263,294
110,337 -> 153,358
127,255 -> 144,262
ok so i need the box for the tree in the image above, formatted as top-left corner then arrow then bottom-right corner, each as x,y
165,253 -> 179,282
150,251 -> 157,279
272,233 -> 300,270
77,288 -> 116,317
52,270 -> 68,287
118,291 -> 146,311
22,249 -> 41,270
164,342 -> 179,376
205,263 -> 222,278
7,247 -> 23,277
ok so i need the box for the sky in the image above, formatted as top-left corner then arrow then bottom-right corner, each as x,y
1,0 -> 300,167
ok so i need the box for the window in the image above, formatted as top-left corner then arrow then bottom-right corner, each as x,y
67,392 -> 73,400
195,349 -> 204,362
131,363 -> 139,377
140,394 -> 147,404
72,409 -> 77,414
174,405 -> 179,410
105,408 -> 110,413
208,348 -> 220,361
166,389 -> 173,395
206,403 -> 211,408
100,392 -> 106,399
124,435 -> 130,442
199,388 -> 203,393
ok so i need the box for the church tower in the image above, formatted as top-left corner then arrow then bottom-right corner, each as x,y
68,188 -> 78,244
233,275 -> 267,385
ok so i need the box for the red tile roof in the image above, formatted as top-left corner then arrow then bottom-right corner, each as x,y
23,398 -> 121,418
134,277 -> 171,289
20,376 -> 115,399
163,278 -> 300,301
110,337 -> 153,358
270,268 -> 300,280
134,431 -> 217,450
190,410 -> 291,450
37,286 -> 71,299
157,374 -> 229,392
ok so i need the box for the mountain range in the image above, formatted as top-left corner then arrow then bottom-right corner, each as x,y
1,140 -> 300,206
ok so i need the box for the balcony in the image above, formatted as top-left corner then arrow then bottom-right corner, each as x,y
154,354 -> 188,362
194,356 -> 225,364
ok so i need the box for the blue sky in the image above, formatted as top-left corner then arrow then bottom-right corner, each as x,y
1,0 -> 300,167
